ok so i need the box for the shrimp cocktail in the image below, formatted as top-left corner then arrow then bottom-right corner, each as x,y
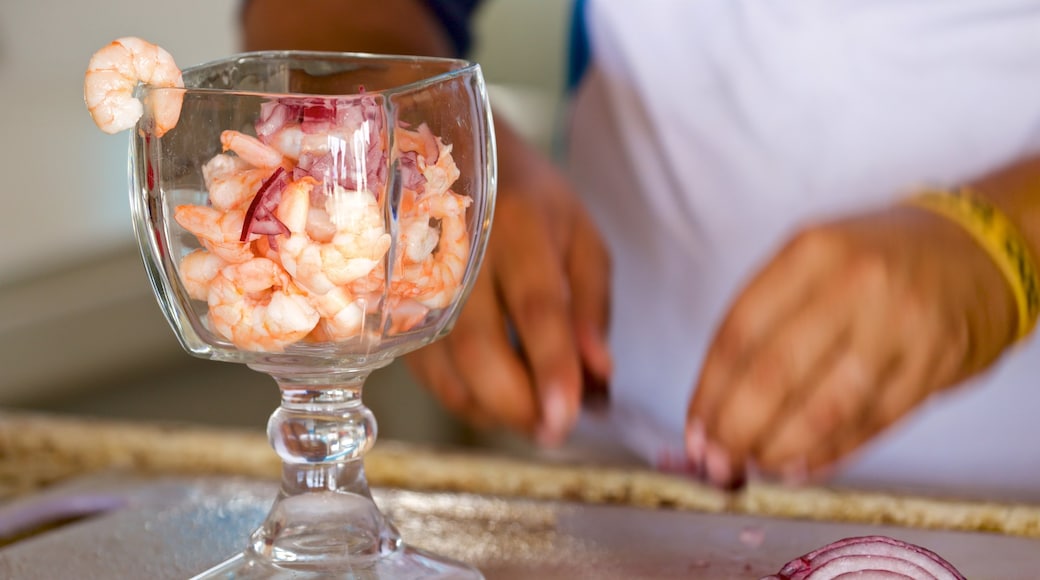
84,38 -> 495,579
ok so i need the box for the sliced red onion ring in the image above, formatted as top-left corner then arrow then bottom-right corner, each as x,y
763,535 -> 966,580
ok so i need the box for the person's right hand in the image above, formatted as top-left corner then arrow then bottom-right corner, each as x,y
404,121 -> 613,446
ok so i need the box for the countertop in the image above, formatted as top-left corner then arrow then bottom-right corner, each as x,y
4,409 -> 1040,539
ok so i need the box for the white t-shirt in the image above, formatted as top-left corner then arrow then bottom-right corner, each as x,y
566,0 -> 1040,500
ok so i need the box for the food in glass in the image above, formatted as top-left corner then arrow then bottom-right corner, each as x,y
84,37 -> 495,579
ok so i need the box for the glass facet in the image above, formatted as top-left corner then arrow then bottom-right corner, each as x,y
129,51 -> 495,579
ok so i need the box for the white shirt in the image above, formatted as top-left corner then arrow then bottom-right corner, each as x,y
566,0 -> 1040,500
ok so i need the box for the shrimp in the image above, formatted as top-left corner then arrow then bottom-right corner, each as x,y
267,124 -> 304,160
208,257 -> 320,352
276,179 -> 391,295
264,123 -> 338,161
179,249 -> 226,301
399,212 -> 441,263
84,37 -> 183,136
421,142 -> 461,197
173,205 -> 255,263
394,190 -> 472,309
203,154 -> 269,211
396,123 -> 460,196
396,123 -> 439,163
221,130 -> 285,169
385,296 -> 430,334
307,286 -> 367,340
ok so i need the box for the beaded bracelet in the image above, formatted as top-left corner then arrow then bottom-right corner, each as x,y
906,188 -> 1040,342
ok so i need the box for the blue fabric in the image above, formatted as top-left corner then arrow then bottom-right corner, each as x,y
423,0 -> 483,56
566,0 -> 590,91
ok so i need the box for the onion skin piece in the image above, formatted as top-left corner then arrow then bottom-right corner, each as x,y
763,535 -> 966,580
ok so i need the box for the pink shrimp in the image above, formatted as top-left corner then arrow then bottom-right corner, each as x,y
264,123 -> 340,161
276,179 -> 391,295
396,123 -> 439,163
202,154 -> 270,211
385,296 -> 430,334
267,124 -> 305,160
421,142 -> 461,197
207,257 -> 320,352
173,205 -> 255,263
307,286 -> 368,340
84,37 -> 183,136
396,123 -> 460,196
221,130 -> 285,169
178,249 -> 226,301
394,190 -> 472,309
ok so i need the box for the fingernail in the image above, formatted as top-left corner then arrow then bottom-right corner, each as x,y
705,443 -> 732,488
581,366 -> 610,411
536,387 -> 570,448
686,419 -> 707,467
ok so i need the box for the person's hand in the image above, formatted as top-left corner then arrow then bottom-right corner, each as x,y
404,122 -> 612,446
686,204 -> 1017,489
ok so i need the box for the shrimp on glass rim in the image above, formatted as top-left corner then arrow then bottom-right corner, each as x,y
83,37 -> 184,136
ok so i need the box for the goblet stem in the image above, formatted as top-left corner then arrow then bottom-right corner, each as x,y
192,369 -> 483,578
249,371 -> 401,571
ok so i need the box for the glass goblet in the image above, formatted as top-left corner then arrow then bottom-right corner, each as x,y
129,51 -> 495,578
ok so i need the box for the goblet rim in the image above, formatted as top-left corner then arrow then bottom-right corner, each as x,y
143,49 -> 480,99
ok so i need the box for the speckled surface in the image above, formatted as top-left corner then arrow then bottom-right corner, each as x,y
2,473 -> 1040,579
6,412 -> 1040,578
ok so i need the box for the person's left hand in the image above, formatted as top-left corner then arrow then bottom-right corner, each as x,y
686,203 -> 1018,489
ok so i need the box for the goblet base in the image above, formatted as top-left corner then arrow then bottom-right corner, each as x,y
191,545 -> 484,579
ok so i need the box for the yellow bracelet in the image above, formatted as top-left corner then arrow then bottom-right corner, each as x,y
906,188 -> 1040,342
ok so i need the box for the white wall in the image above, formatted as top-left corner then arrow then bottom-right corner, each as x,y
0,0 -> 566,284
0,0 -> 238,283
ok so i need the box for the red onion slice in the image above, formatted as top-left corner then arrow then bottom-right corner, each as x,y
764,536 -> 966,580
240,166 -> 290,243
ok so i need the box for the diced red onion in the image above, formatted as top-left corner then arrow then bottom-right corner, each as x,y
301,99 -> 335,134
256,101 -> 294,140
398,151 -> 426,192
261,94 -> 388,194
763,536 -> 965,580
